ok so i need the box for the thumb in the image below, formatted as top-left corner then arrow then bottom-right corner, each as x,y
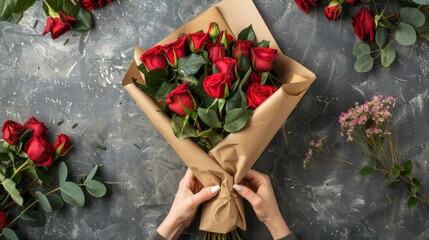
191,185 -> 220,206
233,184 -> 262,207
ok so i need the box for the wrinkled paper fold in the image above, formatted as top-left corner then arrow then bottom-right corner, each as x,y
122,0 -> 316,234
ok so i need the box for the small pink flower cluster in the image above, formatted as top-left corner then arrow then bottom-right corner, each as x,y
303,135 -> 328,169
339,95 -> 395,142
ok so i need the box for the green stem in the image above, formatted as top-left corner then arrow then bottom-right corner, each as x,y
10,160 -> 31,181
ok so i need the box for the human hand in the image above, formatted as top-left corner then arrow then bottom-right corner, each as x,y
233,169 -> 291,239
157,169 -> 220,240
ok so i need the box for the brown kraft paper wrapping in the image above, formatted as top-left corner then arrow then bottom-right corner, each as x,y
122,0 -> 316,234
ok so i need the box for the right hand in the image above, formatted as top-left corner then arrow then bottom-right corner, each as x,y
233,169 -> 291,239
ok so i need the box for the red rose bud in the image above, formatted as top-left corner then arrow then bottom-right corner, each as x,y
54,134 -> 72,157
233,40 -> 254,59
214,57 -> 237,81
346,0 -> 360,5
324,0 -> 343,21
208,22 -> 220,42
162,35 -> 187,67
2,120 -> 25,145
0,211 -> 9,229
189,32 -> 211,52
24,117 -> 47,137
294,0 -> 318,14
42,12 -> 77,40
352,7 -> 375,42
208,43 -> 226,63
97,0 -> 114,8
249,72 -> 262,85
24,135 -> 54,167
139,45 -> 168,70
218,31 -> 234,48
203,73 -> 233,99
165,83 -> 195,116
80,0 -> 98,10
251,47 -> 279,73
246,83 -> 278,110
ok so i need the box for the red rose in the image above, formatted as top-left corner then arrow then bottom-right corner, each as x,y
165,83 -> 195,116
251,47 -> 279,73
162,35 -> 187,66
294,0 -> 318,14
97,0 -> 114,8
42,12 -> 77,40
24,135 -> 54,167
189,32 -> 211,52
208,43 -> 226,63
346,0 -> 360,5
54,134 -> 72,157
324,0 -> 343,21
24,117 -> 47,137
246,83 -> 278,110
249,72 -> 262,85
233,40 -> 253,59
203,73 -> 232,99
0,211 -> 9,229
80,0 -> 98,10
214,57 -> 237,81
139,45 -> 168,71
2,120 -> 25,145
352,7 -> 375,42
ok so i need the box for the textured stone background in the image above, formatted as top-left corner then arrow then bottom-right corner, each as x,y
0,0 -> 428,239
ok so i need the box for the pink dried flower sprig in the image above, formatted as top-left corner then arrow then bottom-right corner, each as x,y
339,95 -> 395,142
303,135 -> 328,169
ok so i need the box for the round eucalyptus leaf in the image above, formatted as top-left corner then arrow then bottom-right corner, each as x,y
400,7 -> 425,28
58,162 -> 68,183
381,44 -> 396,67
35,191 -> 52,212
375,27 -> 388,47
412,0 -> 429,5
46,194 -> 64,211
86,180 -> 107,198
354,54 -> 374,73
19,210 -> 46,227
415,12 -> 429,32
352,42 -> 371,58
395,22 -> 417,46
2,228 -> 19,240
60,181 -> 85,207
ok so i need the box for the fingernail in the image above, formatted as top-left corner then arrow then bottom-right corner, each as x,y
210,185 -> 220,193
233,184 -> 242,192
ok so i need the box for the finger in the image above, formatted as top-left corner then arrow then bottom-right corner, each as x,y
191,185 -> 220,206
233,184 -> 263,207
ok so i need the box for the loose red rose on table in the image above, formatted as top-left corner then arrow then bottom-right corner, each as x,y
189,31 -> 211,52
2,120 -> 25,145
162,35 -> 188,67
346,0 -> 360,6
324,0 -> 343,21
249,72 -> 262,85
233,40 -> 254,59
42,12 -> 77,40
294,0 -> 318,14
214,57 -> 237,80
140,45 -> 168,70
24,135 -> 55,167
208,43 -> 226,63
165,83 -> 195,116
54,134 -> 72,157
80,0 -> 98,10
352,7 -> 375,42
0,211 -> 9,229
97,0 -> 114,8
203,72 -> 233,99
24,117 -> 47,137
251,47 -> 278,73
247,83 -> 278,110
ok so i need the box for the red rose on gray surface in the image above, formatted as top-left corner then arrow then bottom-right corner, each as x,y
24,117 -> 47,137
346,0 -> 360,5
165,83 -> 195,116
54,134 -> 72,157
233,40 -> 253,59
208,43 -> 226,63
352,7 -> 375,42
246,83 -> 278,110
140,45 -> 168,70
251,47 -> 278,73
249,72 -> 262,85
189,32 -> 211,52
2,120 -> 25,145
324,0 -> 343,21
80,0 -> 98,10
162,35 -> 187,66
214,57 -> 237,81
203,73 -> 232,99
42,12 -> 77,40
97,0 -> 114,8
294,0 -> 318,14
0,211 -> 9,229
24,135 -> 54,167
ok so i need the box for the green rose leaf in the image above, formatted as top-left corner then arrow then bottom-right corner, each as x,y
238,24 -> 256,41
72,8 -> 94,32
396,22 -> 417,46
257,40 -> 270,48
207,131 -> 224,146
352,42 -> 371,58
381,44 -> 396,67
46,194 -> 64,211
0,0 -> 15,21
6,12 -> 22,24
171,115 -> 199,140
132,78 -> 158,97
19,210 -> 46,227
225,87 -> 247,112
59,162 -> 68,183
36,167 -> 54,186
412,0 -> 429,5
156,82 -> 175,101
193,76 -> 215,108
35,191 -> 52,212
43,0 -> 80,18
400,7 -> 425,28
178,75 -> 198,85
375,27 -> 388,47
224,108 -> 252,133
197,108 -> 222,128
86,180 -> 107,198
404,160 -> 413,176
408,196 -> 418,210
60,181 -> 85,207
178,54 -> 206,76
2,178 -> 23,206
144,69 -> 168,88
354,54 -> 374,73
13,0 -> 36,13
358,166 -> 375,175
2,228 -> 19,240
